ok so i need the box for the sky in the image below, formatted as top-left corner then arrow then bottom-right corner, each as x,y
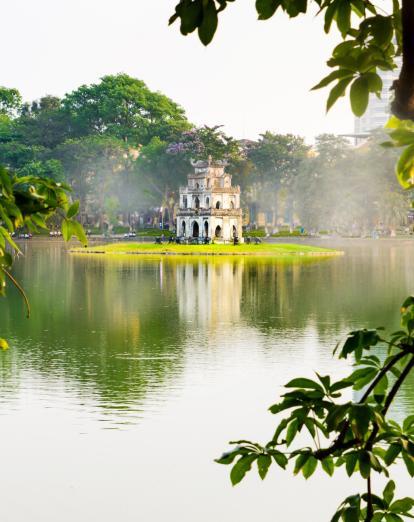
1,0 -> 354,142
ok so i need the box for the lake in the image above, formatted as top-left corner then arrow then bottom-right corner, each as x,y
1,239 -> 414,522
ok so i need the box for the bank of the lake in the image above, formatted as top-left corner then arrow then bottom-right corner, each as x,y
70,241 -> 341,257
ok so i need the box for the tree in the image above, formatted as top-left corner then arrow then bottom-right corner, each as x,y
55,135 -> 130,227
0,87 -> 22,117
16,95 -> 71,149
246,133 -> 308,226
62,73 -> 190,145
168,1 -> 414,520
166,124 -> 240,161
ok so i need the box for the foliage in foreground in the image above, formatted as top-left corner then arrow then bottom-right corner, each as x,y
217,297 -> 414,521
168,5 -> 414,520
0,165 -> 86,349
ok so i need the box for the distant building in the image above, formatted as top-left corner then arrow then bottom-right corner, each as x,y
354,59 -> 402,142
176,158 -> 243,241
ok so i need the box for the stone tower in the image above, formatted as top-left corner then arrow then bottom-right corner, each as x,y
176,158 -> 243,241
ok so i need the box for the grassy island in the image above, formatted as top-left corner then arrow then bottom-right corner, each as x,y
71,242 -> 341,257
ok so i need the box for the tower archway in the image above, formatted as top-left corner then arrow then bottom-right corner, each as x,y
181,220 -> 186,237
215,225 -> 222,238
216,201 -> 221,209
232,225 -> 237,238
204,220 -> 209,237
192,221 -> 199,238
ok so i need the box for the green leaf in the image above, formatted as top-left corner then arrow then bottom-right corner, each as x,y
61,219 -> 72,242
365,72 -> 383,94
396,143 -> 414,189
402,452 -> 414,477
359,451 -> 371,479
198,0 -> 218,46
350,404 -> 372,437
285,377 -> 323,391
272,451 -> 288,469
257,454 -> 271,479
350,76 -> 369,117
384,444 -> 401,466
71,220 -> 88,247
336,0 -> 351,36
230,455 -> 256,485
371,15 -> 393,47
216,449 -> 240,465
179,0 -> 203,34
390,498 -> 414,513
345,452 -> 358,476
302,456 -> 317,479
385,514 -> 404,522
321,457 -> 334,476
286,418 -> 299,446
293,453 -> 310,475
326,403 -> 349,432
403,415 -> 414,432
343,507 -> 359,522
326,77 -> 353,112
256,0 -> 280,20
67,201 -> 80,219
311,69 -> 354,91
349,367 -> 378,390
324,0 -> 338,33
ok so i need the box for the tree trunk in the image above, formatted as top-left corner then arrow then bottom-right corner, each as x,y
392,0 -> 414,120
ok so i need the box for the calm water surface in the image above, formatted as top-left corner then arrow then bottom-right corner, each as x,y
1,239 -> 414,522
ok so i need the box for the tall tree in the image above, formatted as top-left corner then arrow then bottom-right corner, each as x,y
246,133 -> 308,226
62,74 -> 190,145
0,87 -> 22,117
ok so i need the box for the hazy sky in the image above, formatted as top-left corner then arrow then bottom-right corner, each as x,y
1,0 -> 354,142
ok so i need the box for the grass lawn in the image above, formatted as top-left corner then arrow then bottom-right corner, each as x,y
71,242 -> 341,257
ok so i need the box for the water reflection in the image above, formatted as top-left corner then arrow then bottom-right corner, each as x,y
1,240 -> 414,424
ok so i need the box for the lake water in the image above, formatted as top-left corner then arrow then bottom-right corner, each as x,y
1,239 -> 414,522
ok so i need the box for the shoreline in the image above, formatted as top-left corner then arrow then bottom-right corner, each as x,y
70,242 -> 343,257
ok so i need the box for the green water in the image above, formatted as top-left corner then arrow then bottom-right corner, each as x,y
0,239 -> 414,521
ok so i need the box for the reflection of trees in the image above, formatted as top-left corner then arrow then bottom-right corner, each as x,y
240,243 -> 414,338
0,243 -> 186,415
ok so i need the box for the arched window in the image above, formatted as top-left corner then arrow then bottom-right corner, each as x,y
205,197 -> 210,208
207,179 -> 210,188
216,201 -> 221,209
195,182 -> 199,189
204,220 -> 209,237
183,196 -> 187,208
192,221 -> 199,238
215,225 -> 222,238
232,225 -> 237,238
181,221 -> 186,236
195,196 -> 200,209
230,200 -> 235,209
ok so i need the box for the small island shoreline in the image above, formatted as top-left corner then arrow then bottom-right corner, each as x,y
70,242 -> 343,257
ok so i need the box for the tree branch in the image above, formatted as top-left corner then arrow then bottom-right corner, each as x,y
391,0 -> 414,120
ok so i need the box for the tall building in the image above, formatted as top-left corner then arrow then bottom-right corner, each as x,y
354,59 -> 402,138
176,158 -> 243,241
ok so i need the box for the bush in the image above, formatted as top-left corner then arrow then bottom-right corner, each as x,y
243,229 -> 266,237
85,227 -> 102,235
271,230 -> 306,237
136,229 -> 175,237
112,225 -> 130,235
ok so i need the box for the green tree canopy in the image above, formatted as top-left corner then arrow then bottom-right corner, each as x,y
62,73 -> 190,145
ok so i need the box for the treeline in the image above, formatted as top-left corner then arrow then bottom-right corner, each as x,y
0,74 -> 408,233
